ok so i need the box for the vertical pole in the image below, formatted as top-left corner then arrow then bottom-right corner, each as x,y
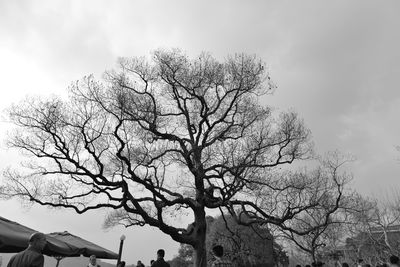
117,235 -> 126,266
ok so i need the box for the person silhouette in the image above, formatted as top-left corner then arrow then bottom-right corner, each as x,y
7,232 -> 47,267
87,255 -> 100,267
151,249 -> 170,267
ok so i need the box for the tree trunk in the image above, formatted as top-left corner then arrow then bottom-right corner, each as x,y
193,208 -> 207,267
193,238 -> 207,267
383,229 -> 394,253
311,249 -> 316,264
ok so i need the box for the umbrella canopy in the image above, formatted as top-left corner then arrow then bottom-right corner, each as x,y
47,231 -> 118,259
0,216 -> 81,257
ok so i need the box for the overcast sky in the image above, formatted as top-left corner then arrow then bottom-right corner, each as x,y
1,0 -> 399,265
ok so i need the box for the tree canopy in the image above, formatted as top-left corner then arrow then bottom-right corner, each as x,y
2,49 -> 347,267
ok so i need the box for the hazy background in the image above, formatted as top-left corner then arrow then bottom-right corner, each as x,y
1,0 -> 399,265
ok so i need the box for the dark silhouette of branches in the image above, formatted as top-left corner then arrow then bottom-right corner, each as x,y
2,49 -> 345,267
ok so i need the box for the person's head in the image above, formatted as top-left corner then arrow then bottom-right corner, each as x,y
157,249 -> 165,259
358,259 -> 364,265
342,262 -> 350,267
390,255 -> 399,264
151,259 -> 155,265
137,260 -> 143,266
89,255 -> 97,265
118,261 -> 126,267
29,232 -> 47,251
212,245 -> 224,258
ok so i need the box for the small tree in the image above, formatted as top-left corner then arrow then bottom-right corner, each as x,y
3,49 -> 343,267
170,244 -> 194,267
277,152 -> 356,263
345,191 -> 400,265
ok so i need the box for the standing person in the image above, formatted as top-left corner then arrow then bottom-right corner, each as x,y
7,232 -> 47,267
211,245 -> 232,267
87,255 -> 100,267
151,249 -> 170,267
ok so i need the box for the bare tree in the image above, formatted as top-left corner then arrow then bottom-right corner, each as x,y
345,190 -> 400,264
270,152 -> 356,263
3,49 -> 343,267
